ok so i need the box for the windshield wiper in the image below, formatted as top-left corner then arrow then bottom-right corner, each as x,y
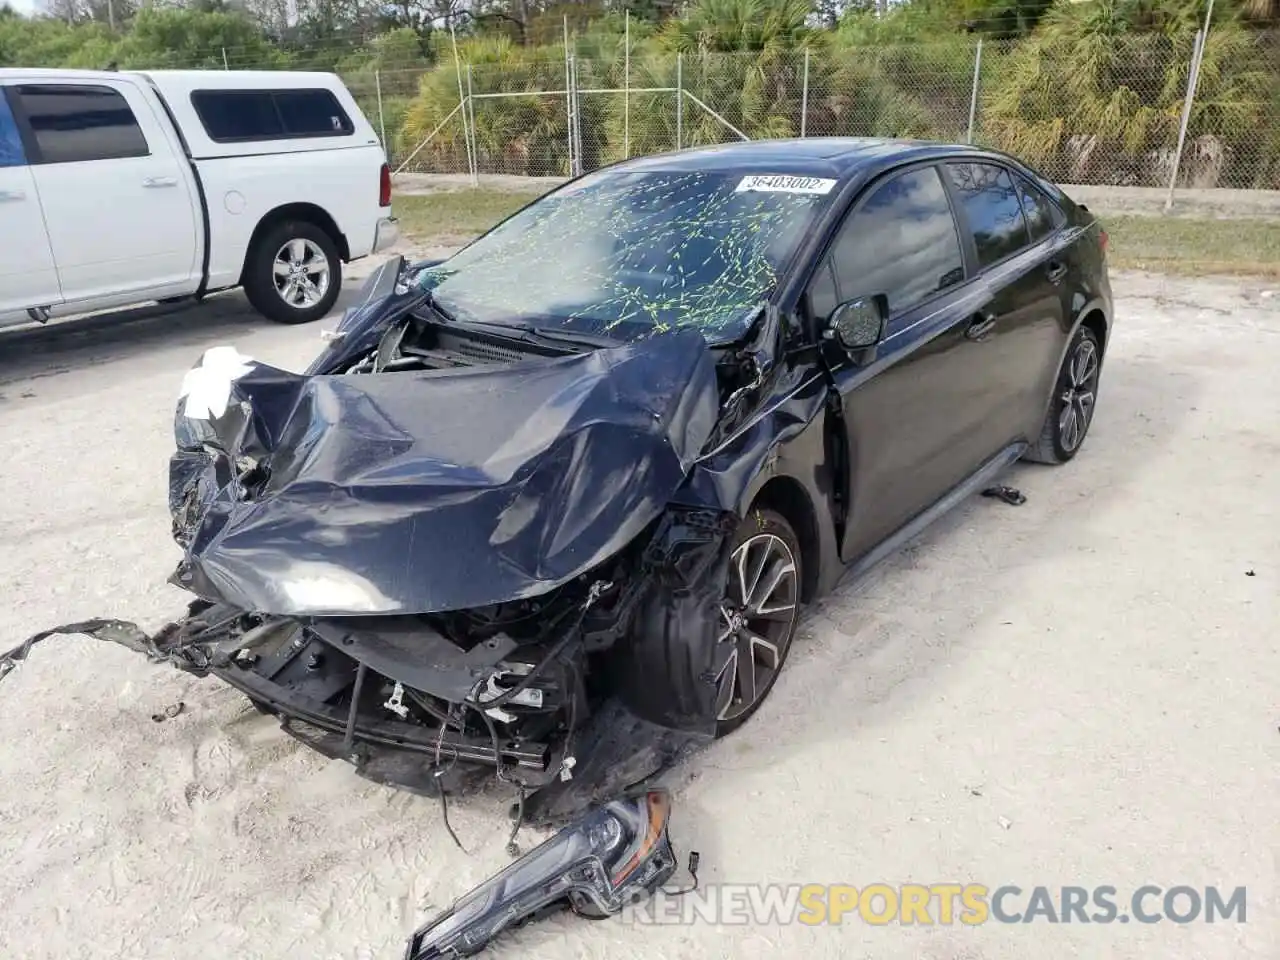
446,317 -> 620,350
421,290 -> 458,325
524,325 -> 621,349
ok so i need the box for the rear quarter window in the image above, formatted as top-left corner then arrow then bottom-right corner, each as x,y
191,88 -> 354,143
1014,173 -> 1063,242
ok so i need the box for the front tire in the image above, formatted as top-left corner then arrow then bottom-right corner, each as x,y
612,507 -> 803,739
1024,325 -> 1102,465
242,220 -> 342,325
710,509 -> 803,736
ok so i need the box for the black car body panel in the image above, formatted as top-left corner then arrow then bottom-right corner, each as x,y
6,138 -> 1112,824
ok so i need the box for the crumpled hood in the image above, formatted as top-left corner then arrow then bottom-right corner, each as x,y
167,328 -> 720,616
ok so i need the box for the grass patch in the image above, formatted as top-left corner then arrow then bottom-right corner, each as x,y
396,189 -> 1280,280
394,189 -> 546,246
1102,215 -> 1280,279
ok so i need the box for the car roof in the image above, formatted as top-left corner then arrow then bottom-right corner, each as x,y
608,137 -> 989,180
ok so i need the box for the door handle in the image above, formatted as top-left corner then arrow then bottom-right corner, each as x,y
142,176 -> 178,188
1046,260 -> 1068,284
965,312 -> 997,342
0,189 -> 25,202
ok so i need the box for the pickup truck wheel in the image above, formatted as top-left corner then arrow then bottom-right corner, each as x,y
243,221 -> 341,325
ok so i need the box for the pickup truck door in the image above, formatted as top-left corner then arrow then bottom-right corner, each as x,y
8,78 -> 200,305
0,88 -> 62,321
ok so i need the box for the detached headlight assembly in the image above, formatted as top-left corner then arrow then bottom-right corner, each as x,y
405,789 -> 680,959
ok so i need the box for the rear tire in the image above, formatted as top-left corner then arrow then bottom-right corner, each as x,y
1024,325 -> 1102,465
242,220 -> 342,325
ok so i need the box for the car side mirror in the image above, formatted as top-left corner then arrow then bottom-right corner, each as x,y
826,296 -> 888,361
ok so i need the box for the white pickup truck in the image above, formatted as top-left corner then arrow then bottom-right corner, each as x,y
0,68 -> 398,327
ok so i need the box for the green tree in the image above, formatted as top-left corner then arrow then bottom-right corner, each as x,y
0,14 -> 119,67
959,0 -> 1055,36
111,7 -> 288,69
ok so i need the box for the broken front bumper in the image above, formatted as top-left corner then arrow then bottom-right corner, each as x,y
214,661 -> 550,773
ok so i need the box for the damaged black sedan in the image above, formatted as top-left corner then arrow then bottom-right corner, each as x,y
4,138 -> 1112,821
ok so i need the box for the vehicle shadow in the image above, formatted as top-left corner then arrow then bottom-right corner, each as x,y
0,288 -> 363,389
663,350 -> 1202,862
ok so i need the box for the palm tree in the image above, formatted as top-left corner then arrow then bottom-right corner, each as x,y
982,0 -> 1272,185
650,0 -> 817,144
399,34 -> 575,176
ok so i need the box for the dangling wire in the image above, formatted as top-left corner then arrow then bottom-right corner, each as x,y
505,783 -> 526,858
435,787 -> 468,855
433,706 -> 469,855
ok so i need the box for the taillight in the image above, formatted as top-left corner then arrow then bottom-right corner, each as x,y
1098,227 -> 1109,255
379,163 -> 392,207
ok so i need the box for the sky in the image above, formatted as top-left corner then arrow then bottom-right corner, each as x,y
8,0 -> 37,14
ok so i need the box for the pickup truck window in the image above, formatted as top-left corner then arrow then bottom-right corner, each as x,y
0,94 -> 24,167
191,89 -> 354,143
14,84 -> 149,165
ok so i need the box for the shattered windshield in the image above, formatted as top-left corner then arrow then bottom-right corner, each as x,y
415,169 -> 837,343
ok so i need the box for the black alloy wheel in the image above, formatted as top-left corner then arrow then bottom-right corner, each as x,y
1026,325 -> 1103,465
712,509 -> 803,735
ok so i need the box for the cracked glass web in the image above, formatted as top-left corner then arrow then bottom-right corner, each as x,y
415,170 -> 835,344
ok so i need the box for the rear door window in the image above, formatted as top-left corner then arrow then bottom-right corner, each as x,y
13,84 -> 149,164
191,89 -> 354,143
0,92 -> 25,167
944,162 -> 1030,268
823,165 -> 966,317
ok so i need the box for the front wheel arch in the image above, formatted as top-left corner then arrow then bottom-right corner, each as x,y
749,475 -> 821,605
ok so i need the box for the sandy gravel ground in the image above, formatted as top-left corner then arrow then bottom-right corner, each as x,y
0,264 -> 1276,960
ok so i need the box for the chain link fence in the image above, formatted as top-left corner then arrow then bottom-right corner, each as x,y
381,28 -> 1280,197
103,26 -> 1278,194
